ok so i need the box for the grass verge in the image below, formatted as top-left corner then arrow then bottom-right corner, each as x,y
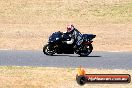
0,66 -> 132,88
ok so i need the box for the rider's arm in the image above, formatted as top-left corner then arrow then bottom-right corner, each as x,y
66,38 -> 74,44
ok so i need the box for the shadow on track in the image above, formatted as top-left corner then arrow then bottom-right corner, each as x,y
69,55 -> 101,57
46,54 -> 101,57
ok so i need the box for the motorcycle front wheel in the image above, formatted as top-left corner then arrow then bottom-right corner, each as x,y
78,44 -> 93,57
43,44 -> 55,56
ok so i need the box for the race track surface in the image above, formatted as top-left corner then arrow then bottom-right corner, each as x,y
0,50 -> 132,69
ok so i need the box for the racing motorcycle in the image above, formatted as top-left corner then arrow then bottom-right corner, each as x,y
43,30 -> 96,56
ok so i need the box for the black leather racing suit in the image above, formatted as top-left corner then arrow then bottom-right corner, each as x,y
65,28 -> 83,46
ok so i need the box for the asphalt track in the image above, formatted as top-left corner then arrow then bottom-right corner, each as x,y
0,50 -> 132,69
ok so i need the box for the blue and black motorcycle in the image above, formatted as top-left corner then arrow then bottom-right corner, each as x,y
43,30 -> 96,56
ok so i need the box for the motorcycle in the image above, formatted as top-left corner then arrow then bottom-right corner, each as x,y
43,30 -> 96,56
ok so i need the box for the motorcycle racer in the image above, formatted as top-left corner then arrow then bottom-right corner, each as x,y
64,24 -> 83,46
43,24 -> 96,56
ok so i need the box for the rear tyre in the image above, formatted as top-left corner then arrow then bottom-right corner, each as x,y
79,44 -> 93,57
43,44 -> 55,56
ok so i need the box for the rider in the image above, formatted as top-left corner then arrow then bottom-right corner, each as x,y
65,24 -> 83,47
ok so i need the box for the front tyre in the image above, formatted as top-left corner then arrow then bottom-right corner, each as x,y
43,44 -> 55,56
79,44 -> 93,57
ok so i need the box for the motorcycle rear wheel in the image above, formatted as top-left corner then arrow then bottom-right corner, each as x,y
78,44 -> 93,57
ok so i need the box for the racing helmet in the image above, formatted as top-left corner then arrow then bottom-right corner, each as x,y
67,24 -> 74,32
